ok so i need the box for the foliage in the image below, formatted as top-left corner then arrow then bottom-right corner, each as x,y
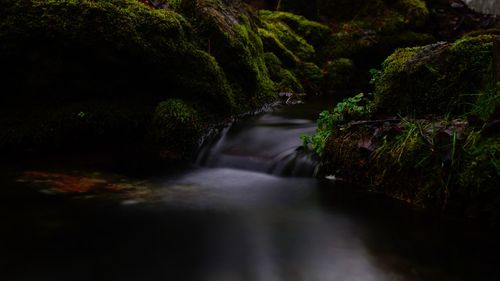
302,93 -> 372,154
469,82 -> 500,121
312,29 -> 500,219
369,118 -> 465,205
460,135 -> 500,196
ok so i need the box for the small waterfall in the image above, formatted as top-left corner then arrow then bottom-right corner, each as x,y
268,147 -> 319,177
464,0 -> 500,15
196,110 -> 319,177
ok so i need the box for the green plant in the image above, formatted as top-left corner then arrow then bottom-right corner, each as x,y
302,93 -> 372,155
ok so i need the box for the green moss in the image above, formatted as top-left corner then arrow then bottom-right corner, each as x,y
0,0 -> 235,112
162,0 -> 182,10
258,27 -> 300,67
313,0 -> 428,27
464,28 -> 500,38
322,18 -> 433,63
260,20 -> 315,61
471,82 -> 500,121
461,136 -> 500,194
263,52 -> 303,93
0,99 -> 154,152
373,35 -> 499,115
277,69 -> 304,93
323,58 -> 356,94
294,62 -> 324,95
147,99 -> 202,161
259,10 -> 330,48
458,133 -> 500,219
0,0 -> 283,157
393,0 -> 429,28
179,0 -> 275,109
318,112 -> 500,220
257,11 -> 329,95
263,52 -> 283,78
373,44 -> 440,113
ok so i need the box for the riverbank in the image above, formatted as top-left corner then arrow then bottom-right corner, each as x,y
305,32 -> 499,223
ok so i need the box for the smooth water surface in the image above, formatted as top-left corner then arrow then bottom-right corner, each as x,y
0,102 -> 499,281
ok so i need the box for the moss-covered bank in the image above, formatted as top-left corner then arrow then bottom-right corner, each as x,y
0,0 -> 287,162
4,0 -> 377,161
307,33 -> 500,221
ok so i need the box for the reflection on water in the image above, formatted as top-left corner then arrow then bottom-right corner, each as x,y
0,102 -> 499,281
1,167 -> 499,281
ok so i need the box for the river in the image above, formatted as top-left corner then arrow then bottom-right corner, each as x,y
0,101 -> 498,281
464,0 -> 500,15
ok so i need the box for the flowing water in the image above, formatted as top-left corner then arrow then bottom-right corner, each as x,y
0,101 -> 499,281
464,0 -> 500,15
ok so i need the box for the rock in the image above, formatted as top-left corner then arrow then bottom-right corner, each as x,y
146,99 -> 202,161
372,34 -> 499,115
0,0 -> 278,158
323,58 -> 357,95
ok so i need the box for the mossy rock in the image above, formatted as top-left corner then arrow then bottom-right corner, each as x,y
0,0 -> 235,113
0,99 -> 154,153
147,99 -> 202,161
294,62 -> 324,95
459,133 -> 500,221
258,27 -> 300,67
259,10 -> 330,49
263,52 -> 284,79
308,0 -> 431,66
0,0 -> 284,157
321,15 -> 434,66
258,10 -> 328,94
178,0 -> 275,108
460,135 -> 500,197
323,58 -> 356,94
393,0 -> 429,28
263,52 -> 303,92
260,18 -> 316,61
373,34 -> 499,115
